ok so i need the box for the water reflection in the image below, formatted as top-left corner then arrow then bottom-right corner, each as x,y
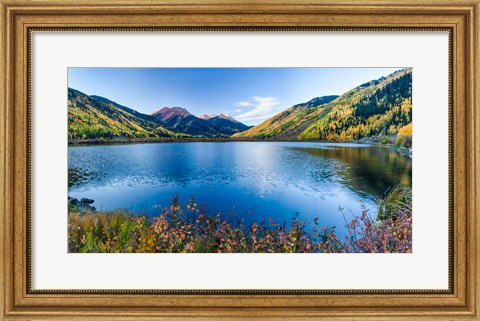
68,142 -> 411,232
292,145 -> 412,198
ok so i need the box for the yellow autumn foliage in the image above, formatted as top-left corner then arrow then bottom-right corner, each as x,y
396,123 -> 412,147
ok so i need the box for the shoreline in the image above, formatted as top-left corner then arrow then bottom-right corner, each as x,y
68,137 -> 411,158
68,137 -> 366,146
68,137 -> 273,146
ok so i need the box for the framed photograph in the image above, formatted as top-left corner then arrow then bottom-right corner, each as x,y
1,0 -> 478,320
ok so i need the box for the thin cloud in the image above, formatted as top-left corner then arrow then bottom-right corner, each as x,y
235,108 -> 243,113
237,101 -> 253,107
235,96 -> 281,123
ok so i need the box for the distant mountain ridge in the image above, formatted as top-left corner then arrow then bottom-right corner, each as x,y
151,107 -> 220,136
198,113 -> 216,120
198,113 -> 251,135
68,89 -> 250,140
199,113 -> 239,123
152,107 -> 192,120
150,108 -> 250,137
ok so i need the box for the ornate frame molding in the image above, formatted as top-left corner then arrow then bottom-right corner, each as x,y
1,1 -> 478,319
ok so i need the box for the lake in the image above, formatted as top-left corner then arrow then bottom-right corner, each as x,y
68,142 -> 412,233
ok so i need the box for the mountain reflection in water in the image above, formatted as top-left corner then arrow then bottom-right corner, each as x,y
68,142 -> 412,233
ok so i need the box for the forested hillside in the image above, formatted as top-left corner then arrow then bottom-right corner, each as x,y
235,68 -> 412,145
233,95 -> 338,140
299,69 -> 412,141
68,88 -> 175,140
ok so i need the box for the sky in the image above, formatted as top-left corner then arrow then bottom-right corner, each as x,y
68,67 -> 402,126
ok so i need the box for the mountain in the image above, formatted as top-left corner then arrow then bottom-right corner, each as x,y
198,113 -> 251,136
234,68 -> 412,141
198,114 -> 216,120
68,88 -> 175,140
151,107 -> 221,137
152,107 -> 192,121
68,89 -> 251,140
233,95 -> 339,140
298,69 -> 412,141
291,95 -> 339,109
199,113 -> 236,122
68,68 -> 411,142
151,108 -> 250,137
90,95 -> 155,122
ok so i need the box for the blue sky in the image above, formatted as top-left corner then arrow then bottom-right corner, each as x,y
68,67 -> 402,126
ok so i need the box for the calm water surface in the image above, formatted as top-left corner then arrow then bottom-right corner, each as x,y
68,142 -> 412,231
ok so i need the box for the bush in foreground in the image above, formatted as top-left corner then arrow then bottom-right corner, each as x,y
396,123 -> 412,148
68,186 -> 412,253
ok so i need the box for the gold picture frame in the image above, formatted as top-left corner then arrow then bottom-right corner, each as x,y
1,0 -> 478,319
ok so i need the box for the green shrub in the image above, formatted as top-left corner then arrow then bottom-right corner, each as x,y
377,184 -> 412,220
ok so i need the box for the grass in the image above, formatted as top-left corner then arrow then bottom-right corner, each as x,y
68,185 -> 412,253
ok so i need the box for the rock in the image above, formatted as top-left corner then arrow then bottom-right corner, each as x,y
68,196 -> 78,205
68,196 -> 96,213
80,198 -> 94,204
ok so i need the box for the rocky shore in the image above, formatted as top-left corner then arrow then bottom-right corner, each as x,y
68,196 -> 96,213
